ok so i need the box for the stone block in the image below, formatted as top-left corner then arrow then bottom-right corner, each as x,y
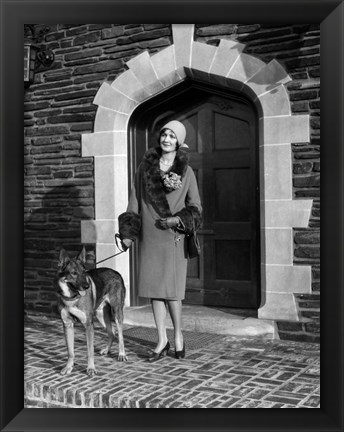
81,219 -> 115,244
198,24 -> 237,36
291,101 -> 309,113
150,46 -> 182,88
172,24 -> 194,69
94,107 -> 129,132
70,122 -> 93,133
227,53 -> 265,82
263,228 -> 293,265
264,199 -> 312,228
293,161 -> 313,174
258,292 -> 298,321
176,67 -> 187,80
289,89 -> 318,102
264,115 -> 309,145
126,51 -> 164,93
47,113 -> 94,124
159,70 -> 184,89
94,155 -> 128,220
277,321 -> 303,332
262,144 -> 292,200
295,189 -> 320,199
246,59 -> 291,96
102,26 -> 124,39
82,131 -> 127,157
304,322 -> 320,333
94,157 -> 115,219
93,82 -> 138,114
294,230 -> 320,244
258,85 -> 291,117
209,39 -> 245,76
265,264 -> 311,294
310,100 -> 320,109
73,32 -> 100,46
24,101 -> 50,111
113,155 -> 129,215
26,125 -> 69,136
111,69 -> 150,102
294,245 -> 320,259
285,55 -> 320,70
313,162 -> 320,172
191,42 -> 217,73
74,60 -> 122,75
64,48 -> 102,61
293,174 -> 320,188
127,28 -> 170,44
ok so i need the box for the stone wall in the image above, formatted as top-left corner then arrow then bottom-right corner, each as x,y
24,24 -> 320,341
24,24 -> 172,315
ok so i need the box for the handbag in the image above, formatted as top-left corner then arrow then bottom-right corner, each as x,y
186,218 -> 201,259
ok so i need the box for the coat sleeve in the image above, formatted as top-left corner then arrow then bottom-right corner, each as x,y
174,167 -> 202,234
118,165 -> 142,241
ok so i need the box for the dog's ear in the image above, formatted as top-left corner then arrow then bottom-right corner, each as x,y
77,246 -> 87,264
58,248 -> 70,269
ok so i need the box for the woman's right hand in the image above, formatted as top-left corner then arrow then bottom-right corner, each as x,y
121,238 -> 133,251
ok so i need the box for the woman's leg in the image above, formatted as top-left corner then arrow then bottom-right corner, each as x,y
167,300 -> 183,351
151,299 -> 168,352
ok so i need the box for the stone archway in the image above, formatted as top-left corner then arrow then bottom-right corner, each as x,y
81,24 -> 312,321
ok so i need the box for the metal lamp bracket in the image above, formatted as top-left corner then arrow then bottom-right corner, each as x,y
36,50 -> 55,67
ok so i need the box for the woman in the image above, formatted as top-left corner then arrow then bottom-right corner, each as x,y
118,120 -> 202,361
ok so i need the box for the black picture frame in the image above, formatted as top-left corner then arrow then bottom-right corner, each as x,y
1,1 -> 343,431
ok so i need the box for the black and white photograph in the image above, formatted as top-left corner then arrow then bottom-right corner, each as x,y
1,1 -> 343,430
23,22 -> 321,409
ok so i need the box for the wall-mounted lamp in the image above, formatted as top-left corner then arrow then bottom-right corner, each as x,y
24,24 -> 55,89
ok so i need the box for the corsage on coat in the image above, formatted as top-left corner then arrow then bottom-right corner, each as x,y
118,147 -> 201,238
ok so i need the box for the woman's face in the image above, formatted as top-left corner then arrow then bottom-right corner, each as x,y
160,129 -> 178,153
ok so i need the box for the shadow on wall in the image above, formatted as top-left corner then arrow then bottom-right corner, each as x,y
24,184 -> 95,316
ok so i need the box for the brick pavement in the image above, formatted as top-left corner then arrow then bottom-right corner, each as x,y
24,315 -> 320,408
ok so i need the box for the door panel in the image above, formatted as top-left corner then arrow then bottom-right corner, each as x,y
214,112 -> 251,150
130,83 -> 259,308
215,240 -> 251,280
215,168 -> 250,222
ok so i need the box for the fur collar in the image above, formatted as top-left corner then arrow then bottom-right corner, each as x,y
141,147 -> 189,218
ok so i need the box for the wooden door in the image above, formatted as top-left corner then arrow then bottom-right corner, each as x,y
129,83 -> 260,308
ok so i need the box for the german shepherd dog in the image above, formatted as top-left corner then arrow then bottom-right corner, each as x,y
56,247 -> 127,376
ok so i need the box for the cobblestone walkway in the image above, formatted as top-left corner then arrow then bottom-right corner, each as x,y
24,316 -> 320,408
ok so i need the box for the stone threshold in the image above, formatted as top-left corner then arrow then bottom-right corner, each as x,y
124,304 -> 278,339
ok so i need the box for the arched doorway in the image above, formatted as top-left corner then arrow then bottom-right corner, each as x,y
82,23 -> 312,321
129,80 -> 260,308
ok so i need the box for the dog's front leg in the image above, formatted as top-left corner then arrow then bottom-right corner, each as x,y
61,321 -> 74,375
115,316 -> 128,362
85,323 -> 97,376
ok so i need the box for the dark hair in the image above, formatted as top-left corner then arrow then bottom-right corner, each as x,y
158,128 -> 180,149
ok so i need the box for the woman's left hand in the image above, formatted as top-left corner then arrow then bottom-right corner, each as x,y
157,217 -> 179,229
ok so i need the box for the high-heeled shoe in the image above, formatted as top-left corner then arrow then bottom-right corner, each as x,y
148,341 -> 170,362
175,342 -> 186,359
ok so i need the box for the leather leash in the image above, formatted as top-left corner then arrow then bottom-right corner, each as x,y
95,233 -> 126,265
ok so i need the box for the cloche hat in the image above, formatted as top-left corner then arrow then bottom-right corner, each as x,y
160,120 -> 189,148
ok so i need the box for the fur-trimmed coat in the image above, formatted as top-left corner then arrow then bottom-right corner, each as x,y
119,147 -> 202,300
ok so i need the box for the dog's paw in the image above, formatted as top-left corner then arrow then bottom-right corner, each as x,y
118,354 -> 128,362
60,365 -> 73,375
99,347 -> 109,356
86,367 -> 97,376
